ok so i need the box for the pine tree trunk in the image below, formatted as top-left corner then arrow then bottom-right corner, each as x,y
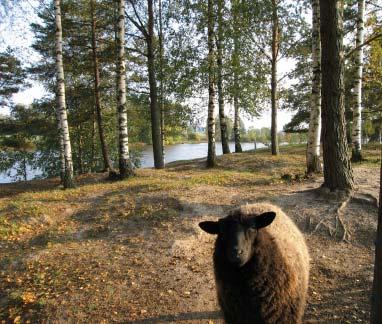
54,0 -> 75,189
371,151 -> 382,323
207,0 -> 216,167
147,0 -> 164,169
91,105 -> 96,172
116,0 -> 134,178
158,0 -> 166,163
320,0 -> 354,191
217,0 -> 230,155
306,0 -> 322,174
77,124 -> 84,174
351,0 -> 365,162
271,0 -> 279,156
90,0 -> 114,172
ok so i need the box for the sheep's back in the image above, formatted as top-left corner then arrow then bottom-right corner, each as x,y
240,203 -> 310,311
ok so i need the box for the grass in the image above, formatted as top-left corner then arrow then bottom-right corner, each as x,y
0,143 -> 379,322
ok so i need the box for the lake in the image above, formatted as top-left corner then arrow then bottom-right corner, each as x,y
0,141 -> 264,183
140,141 -> 264,167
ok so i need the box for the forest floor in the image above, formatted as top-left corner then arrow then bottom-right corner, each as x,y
0,144 -> 380,323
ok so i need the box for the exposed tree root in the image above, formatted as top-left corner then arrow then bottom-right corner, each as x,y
311,194 -> 352,242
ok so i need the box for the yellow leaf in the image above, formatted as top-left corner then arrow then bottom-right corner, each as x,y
21,291 -> 37,304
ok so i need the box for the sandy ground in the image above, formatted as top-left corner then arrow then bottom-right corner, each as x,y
0,164 -> 379,323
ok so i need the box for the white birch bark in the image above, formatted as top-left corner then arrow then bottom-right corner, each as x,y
116,0 -> 133,178
55,100 -> 65,182
306,0 -> 322,174
54,0 -> 74,188
351,0 -> 365,161
206,0 -> 216,167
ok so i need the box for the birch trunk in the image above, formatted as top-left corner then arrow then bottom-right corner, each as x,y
306,0 -> 322,174
371,150 -> 382,323
271,0 -> 279,156
206,0 -> 216,167
90,0 -> 114,172
351,0 -> 365,162
116,0 -> 134,178
217,0 -> 230,155
159,0 -> 165,163
233,95 -> 242,153
232,0 -> 242,153
320,0 -> 354,191
55,98 -> 65,182
54,0 -> 75,188
147,0 -> 164,169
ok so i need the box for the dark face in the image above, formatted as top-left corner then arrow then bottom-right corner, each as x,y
219,219 -> 257,267
199,211 -> 276,268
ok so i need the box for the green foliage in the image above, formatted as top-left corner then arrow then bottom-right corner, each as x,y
0,47 -> 28,106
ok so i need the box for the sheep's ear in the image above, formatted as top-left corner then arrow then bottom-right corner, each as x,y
199,221 -> 219,234
251,212 -> 276,229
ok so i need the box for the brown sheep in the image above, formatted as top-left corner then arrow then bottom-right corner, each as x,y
199,203 -> 309,324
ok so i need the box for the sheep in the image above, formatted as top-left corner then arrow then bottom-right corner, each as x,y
199,203 -> 309,324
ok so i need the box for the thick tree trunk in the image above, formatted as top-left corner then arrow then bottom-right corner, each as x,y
271,0 -> 279,156
306,0 -> 322,174
371,151 -> 382,323
147,0 -> 164,169
116,0 -> 134,178
54,0 -> 75,188
158,0 -> 165,163
90,0 -> 114,172
207,0 -> 216,167
217,0 -> 230,155
351,0 -> 365,162
320,0 -> 354,191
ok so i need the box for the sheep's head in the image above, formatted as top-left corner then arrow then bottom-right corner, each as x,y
199,211 -> 276,267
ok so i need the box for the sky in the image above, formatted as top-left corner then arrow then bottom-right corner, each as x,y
0,0 -> 293,131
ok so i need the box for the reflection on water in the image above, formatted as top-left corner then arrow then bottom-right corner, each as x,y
0,141 -> 265,183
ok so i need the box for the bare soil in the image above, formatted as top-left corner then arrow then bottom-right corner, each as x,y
0,148 -> 379,323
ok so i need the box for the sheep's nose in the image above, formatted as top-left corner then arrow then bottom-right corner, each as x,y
231,247 -> 243,260
234,247 -> 243,255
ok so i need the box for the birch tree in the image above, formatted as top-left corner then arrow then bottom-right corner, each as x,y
232,0 -> 242,153
351,0 -> 365,162
217,0 -> 230,155
320,0 -> 354,191
206,0 -> 216,167
306,0 -> 322,174
116,0 -> 134,178
54,0 -> 75,188
158,0 -> 165,162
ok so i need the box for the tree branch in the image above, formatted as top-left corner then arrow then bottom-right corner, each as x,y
126,47 -> 148,57
345,32 -> 382,59
126,0 -> 148,38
